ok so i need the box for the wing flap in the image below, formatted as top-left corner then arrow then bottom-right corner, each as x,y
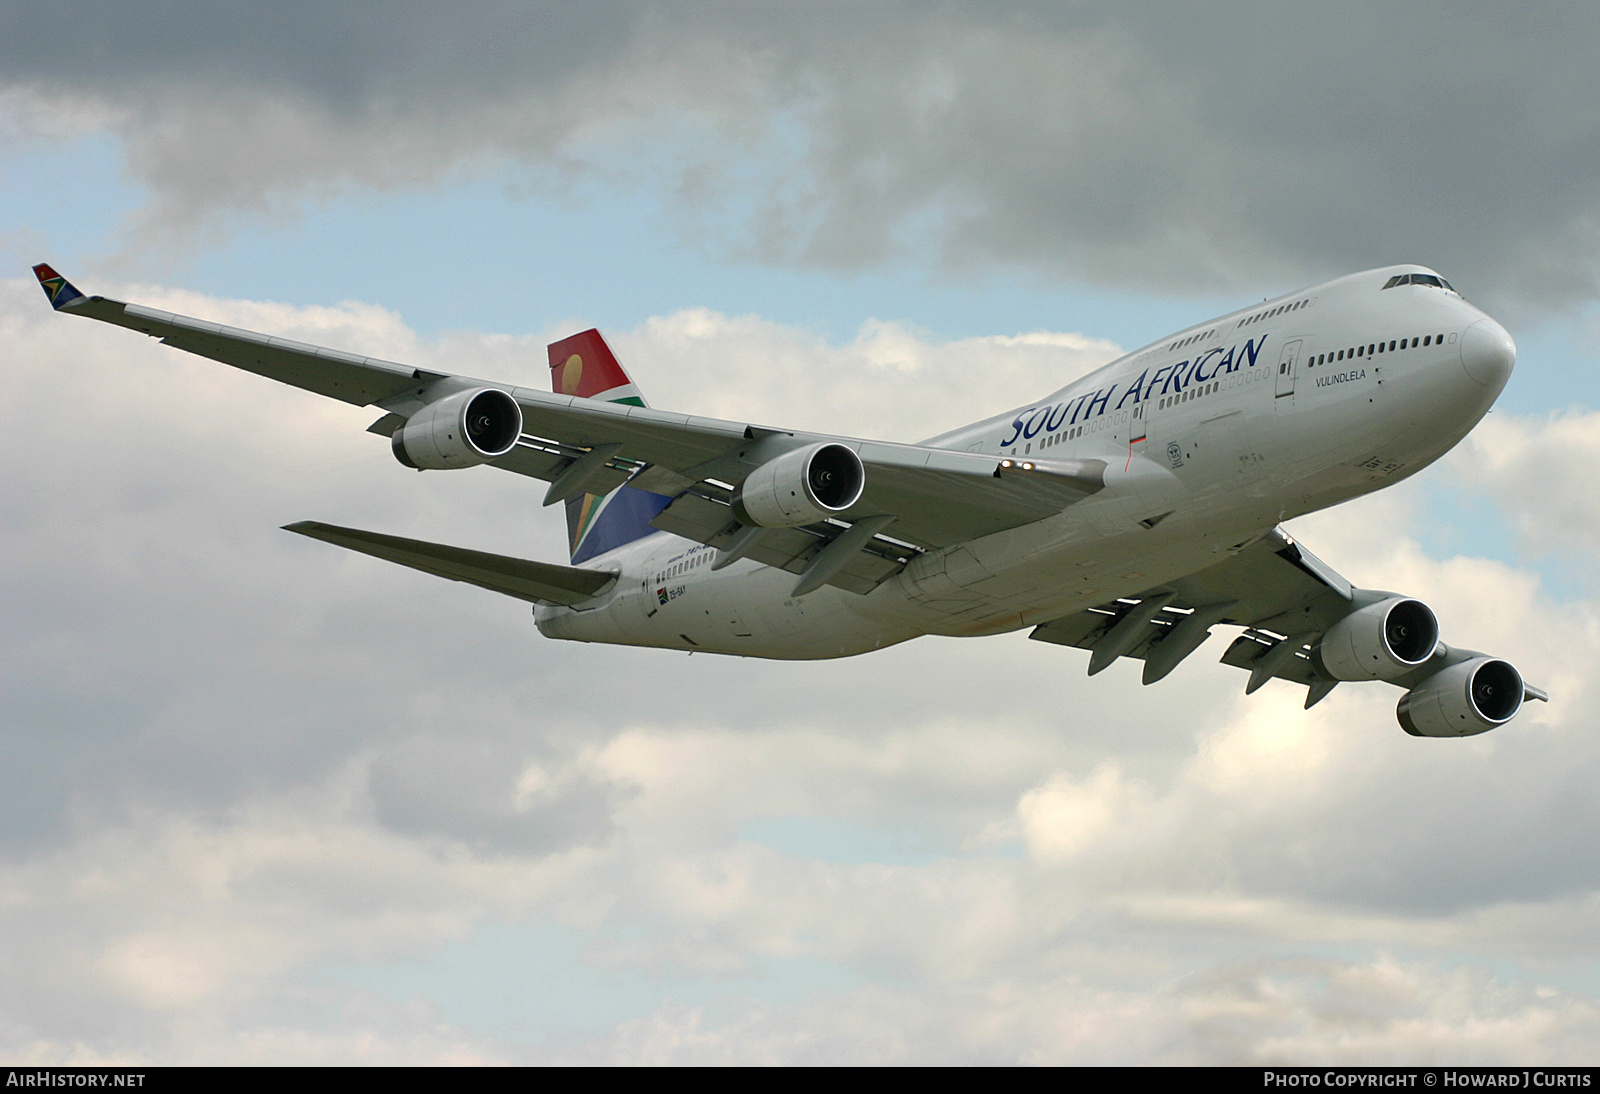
1033,598 -> 1325,693
1160,528 -> 1354,632
1219,631 -> 1321,685
496,442 -> 636,495
283,521 -> 616,606
1030,528 -> 1357,696
1028,529 -> 1555,707
1032,602 -> 1187,661
650,488 -> 912,595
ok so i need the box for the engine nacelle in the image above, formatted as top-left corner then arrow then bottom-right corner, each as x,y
1312,596 -> 1439,681
1397,657 -> 1524,737
392,388 -> 523,470
731,443 -> 866,527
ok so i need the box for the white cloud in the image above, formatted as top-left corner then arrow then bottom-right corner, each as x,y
534,957 -> 1600,1065
1452,409 -> 1600,559
618,308 -> 1120,441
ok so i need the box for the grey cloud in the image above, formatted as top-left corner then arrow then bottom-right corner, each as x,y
752,3 -> 1600,307
367,733 -> 625,854
0,3 -> 650,100
10,5 -> 1600,306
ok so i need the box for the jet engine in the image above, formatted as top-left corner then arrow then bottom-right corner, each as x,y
1312,596 -> 1439,681
392,388 -> 523,470
1397,657 -> 1524,737
731,442 -> 866,527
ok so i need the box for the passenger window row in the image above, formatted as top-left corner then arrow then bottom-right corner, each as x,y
1157,381 -> 1222,410
1236,298 -> 1310,328
1039,324 -> 1447,447
657,554 -> 708,582
1167,327 -> 1221,353
1041,425 -> 1087,448
1308,334 -> 1446,368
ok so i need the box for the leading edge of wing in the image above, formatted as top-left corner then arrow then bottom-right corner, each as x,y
283,521 -> 616,606
37,265 -> 1106,551
34,264 -> 420,406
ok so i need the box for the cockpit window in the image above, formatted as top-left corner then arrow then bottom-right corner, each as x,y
1383,273 -> 1456,293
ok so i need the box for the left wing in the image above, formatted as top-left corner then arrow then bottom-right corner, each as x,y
34,266 -> 423,405
35,265 -> 1104,593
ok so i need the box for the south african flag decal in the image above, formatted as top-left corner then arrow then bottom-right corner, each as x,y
31,264 -> 85,310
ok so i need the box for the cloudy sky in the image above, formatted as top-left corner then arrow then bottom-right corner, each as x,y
5,3 -> 1600,1064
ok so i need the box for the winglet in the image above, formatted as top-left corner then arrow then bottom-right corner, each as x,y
32,263 -> 86,310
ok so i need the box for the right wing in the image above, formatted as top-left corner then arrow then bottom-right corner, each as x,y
36,266 -> 1105,594
1030,527 -> 1549,708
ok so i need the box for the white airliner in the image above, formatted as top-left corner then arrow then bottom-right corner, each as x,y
32,262 -> 1545,736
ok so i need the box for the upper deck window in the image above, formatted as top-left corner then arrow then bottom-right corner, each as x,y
1383,273 -> 1457,293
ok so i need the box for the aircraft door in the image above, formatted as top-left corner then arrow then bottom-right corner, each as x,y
1275,339 -> 1303,398
639,575 -> 660,621
1128,402 -> 1148,463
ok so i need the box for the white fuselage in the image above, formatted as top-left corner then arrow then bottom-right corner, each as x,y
535,266 -> 1514,659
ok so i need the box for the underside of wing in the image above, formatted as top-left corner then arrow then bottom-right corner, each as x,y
1031,529 -> 1375,703
283,521 -> 616,606
1030,527 -> 1548,719
1031,527 -> 1353,641
649,482 -> 918,595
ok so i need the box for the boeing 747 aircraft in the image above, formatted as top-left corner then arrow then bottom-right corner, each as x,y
32,263 -> 1544,736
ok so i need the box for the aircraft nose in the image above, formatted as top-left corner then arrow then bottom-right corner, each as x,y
1459,317 -> 1516,388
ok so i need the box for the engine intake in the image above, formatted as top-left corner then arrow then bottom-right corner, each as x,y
1398,657 -> 1524,737
392,388 -> 523,470
731,443 -> 866,527
1312,596 -> 1439,681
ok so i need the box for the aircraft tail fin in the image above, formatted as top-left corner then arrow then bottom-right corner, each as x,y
31,263 -> 86,310
549,328 -> 648,405
547,329 -> 670,564
284,521 -> 616,606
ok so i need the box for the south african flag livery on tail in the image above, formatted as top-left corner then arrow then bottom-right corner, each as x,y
32,264 -> 85,310
547,329 -> 672,565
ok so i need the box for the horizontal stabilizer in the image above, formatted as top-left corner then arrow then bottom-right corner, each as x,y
283,521 -> 616,606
